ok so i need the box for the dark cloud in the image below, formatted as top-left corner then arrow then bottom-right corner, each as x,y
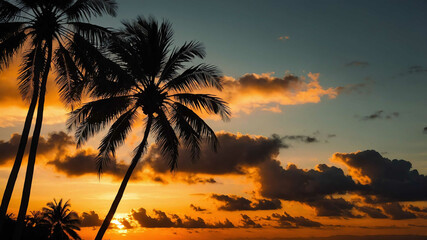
240,214 -> 262,228
131,208 -> 234,229
356,206 -> 388,219
258,160 -> 359,202
360,110 -> 399,120
0,131 -> 74,165
211,194 -> 281,211
119,218 -> 133,229
144,132 -> 285,175
79,211 -> 103,227
423,127 -> 427,134
345,61 -> 369,67
270,212 -> 322,228
382,203 -> 416,220
306,197 -> 360,218
333,150 -> 427,202
282,135 -> 318,143
401,65 -> 427,75
408,205 -> 427,213
190,204 -> 207,212
48,149 -> 132,179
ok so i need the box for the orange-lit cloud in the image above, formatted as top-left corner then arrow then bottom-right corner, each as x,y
212,72 -> 338,115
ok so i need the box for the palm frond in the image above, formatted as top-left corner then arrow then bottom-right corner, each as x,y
0,0 -> 21,21
64,0 -> 117,21
54,42 -> 85,106
0,30 -> 27,70
0,22 -> 26,41
152,109 -> 179,170
163,64 -> 223,92
17,43 -> 45,100
171,93 -> 231,121
171,107 -> 201,161
159,41 -> 205,83
69,21 -> 112,46
172,102 -> 219,151
97,108 -> 138,174
68,96 -> 133,146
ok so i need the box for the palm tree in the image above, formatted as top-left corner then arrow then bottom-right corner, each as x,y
0,0 -> 117,238
42,199 -> 81,240
68,16 -> 230,239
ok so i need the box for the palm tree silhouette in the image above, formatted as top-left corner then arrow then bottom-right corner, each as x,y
0,0 -> 117,238
68,16 -> 230,239
42,199 -> 81,240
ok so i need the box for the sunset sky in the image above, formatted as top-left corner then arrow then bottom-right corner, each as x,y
1,0 -> 427,239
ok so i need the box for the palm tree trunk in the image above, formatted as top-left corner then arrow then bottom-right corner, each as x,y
12,41 -> 52,240
95,116 -> 153,240
0,85 -> 38,233
0,42 -> 43,233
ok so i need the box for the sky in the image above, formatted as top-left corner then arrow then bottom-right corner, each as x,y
1,0 -> 427,239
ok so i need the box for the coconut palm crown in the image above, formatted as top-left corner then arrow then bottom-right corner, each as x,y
42,199 -> 81,240
68,16 -> 230,239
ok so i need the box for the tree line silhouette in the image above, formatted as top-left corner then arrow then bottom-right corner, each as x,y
0,0 -> 229,239
3,199 -> 81,240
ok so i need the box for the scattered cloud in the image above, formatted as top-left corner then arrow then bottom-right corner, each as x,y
190,204 -> 207,212
270,212 -> 322,228
240,214 -> 262,228
211,194 -> 281,211
0,131 -> 74,166
131,208 -> 235,228
282,135 -> 318,143
345,61 -> 369,67
359,110 -> 399,121
306,197 -> 360,218
258,160 -> 359,202
382,203 -> 416,220
79,211 -> 103,227
332,150 -> 427,202
214,72 -> 338,115
356,206 -> 388,219
144,132 -> 286,175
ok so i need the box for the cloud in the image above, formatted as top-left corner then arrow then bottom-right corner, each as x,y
79,211 -> 103,227
240,214 -> 262,228
270,212 -> 322,228
211,194 -> 282,211
131,208 -> 234,228
48,149 -> 132,179
144,132 -> 286,175
407,205 -> 427,213
305,197 -> 360,218
257,160 -> 359,202
360,110 -> 399,120
332,150 -> 427,202
282,135 -> 318,143
356,206 -> 388,219
398,65 -> 427,76
190,204 -> 207,212
423,127 -> 427,134
345,61 -> 369,67
382,203 -> 416,220
0,131 -> 74,166
213,72 -> 338,114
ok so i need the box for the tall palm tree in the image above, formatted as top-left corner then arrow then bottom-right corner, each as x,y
42,199 -> 81,240
0,0 -> 117,238
68,16 -> 230,239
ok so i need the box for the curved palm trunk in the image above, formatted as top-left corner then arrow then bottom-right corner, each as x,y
0,43 -> 43,233
13,42 -> 52,240
95,116 -> 153,240
0,86 -> 38,233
